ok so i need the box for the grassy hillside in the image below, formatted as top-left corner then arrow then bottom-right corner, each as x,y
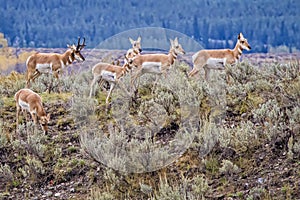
0,54 -> 299,199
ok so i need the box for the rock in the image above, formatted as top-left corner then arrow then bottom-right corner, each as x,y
45,191 -> 53,197
54,192 -> 61,197
257,178 -> 264,184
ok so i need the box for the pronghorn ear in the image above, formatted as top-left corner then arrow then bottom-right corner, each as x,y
238,33 -> 243,40
174,37 -> 178,44
129,37 -> 135,44
169,39 -> 174,46
137,36 -> 141,42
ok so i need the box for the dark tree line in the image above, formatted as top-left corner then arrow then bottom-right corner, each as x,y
0,0 -> 299,52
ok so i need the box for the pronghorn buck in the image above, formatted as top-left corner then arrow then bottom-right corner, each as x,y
189,33 -> 251,80
89,58 -> 132,105
127,37 -> 185,91
26,37 -> 86,88
15,88 -> 50,134
126,36 -> 142,59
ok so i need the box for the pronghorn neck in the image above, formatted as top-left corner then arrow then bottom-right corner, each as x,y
36,104 -> 46,117
117,63 -> 130,79
133,48 -> 140,55
61,50 -> 75,66
169,48 -> 178,61
233,41 -> 244,60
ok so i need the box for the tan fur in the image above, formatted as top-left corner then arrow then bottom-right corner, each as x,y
15,88 -> 50,134
89,61 -> 132,104
26,38 -> 86,87
189,33 -> 251,80
128,37 -> 185,89
126,36 -> 142,59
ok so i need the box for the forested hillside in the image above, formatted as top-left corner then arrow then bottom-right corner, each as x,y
0,0 -> 299,52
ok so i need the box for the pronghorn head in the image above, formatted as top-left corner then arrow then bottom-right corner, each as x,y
170,37 -> 186,55
40,113 -> 50,134
238,33 -> 251,51
129,36 -> 142,53
67,37 -> 86,62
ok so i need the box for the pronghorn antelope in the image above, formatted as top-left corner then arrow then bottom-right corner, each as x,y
189,33 -> 251,80
126,36 -> 142,59
26,37 -> 86,88
110,36 -> 141,66
15,88 -> 50,134
89,58 -> 132,105
127,37 -> 185,90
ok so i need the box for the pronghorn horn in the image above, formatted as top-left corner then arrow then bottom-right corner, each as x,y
82,37 -> 86,48
76,37 -> 81,50
78,37 -> 86,50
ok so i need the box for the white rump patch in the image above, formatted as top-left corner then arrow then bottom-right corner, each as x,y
141,62 -> 162,74
19,99 -> 34,113
36,63 -> 52,73
101,70 -> 116,82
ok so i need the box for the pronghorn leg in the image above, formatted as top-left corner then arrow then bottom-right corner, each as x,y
30,112 -> 38,133
27,70 -> 40,88
106,83 -> 115,105
89,75 -> 102,98
31,71 -> 41,81
53,71 -> 60,93
23,109 -> 29,135
98,78 -> 107,92
136,77 -> 141,91
26,71 -> 32,88
152,74 -> 161,93
30,112 -> 37,125
204,67 -> 211,81
188,67 -> 199,77
89,77 -> 97,98
131,69 -> 142,95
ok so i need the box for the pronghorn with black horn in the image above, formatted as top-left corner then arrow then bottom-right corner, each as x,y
127,37 -> 185,91
15,88 -> 50,134
26,37 -> 86,88
189,33 -> 251,80
89,57 -> 133,105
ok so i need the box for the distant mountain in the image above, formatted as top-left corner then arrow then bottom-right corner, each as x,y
0,0 -> 299,52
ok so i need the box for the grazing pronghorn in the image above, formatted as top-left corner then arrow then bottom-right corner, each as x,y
127,37 -> 185,90
15,88 -> 50,134
189,33 -> 251,80
89,58 -> 132,105
26,37 -> 86,88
